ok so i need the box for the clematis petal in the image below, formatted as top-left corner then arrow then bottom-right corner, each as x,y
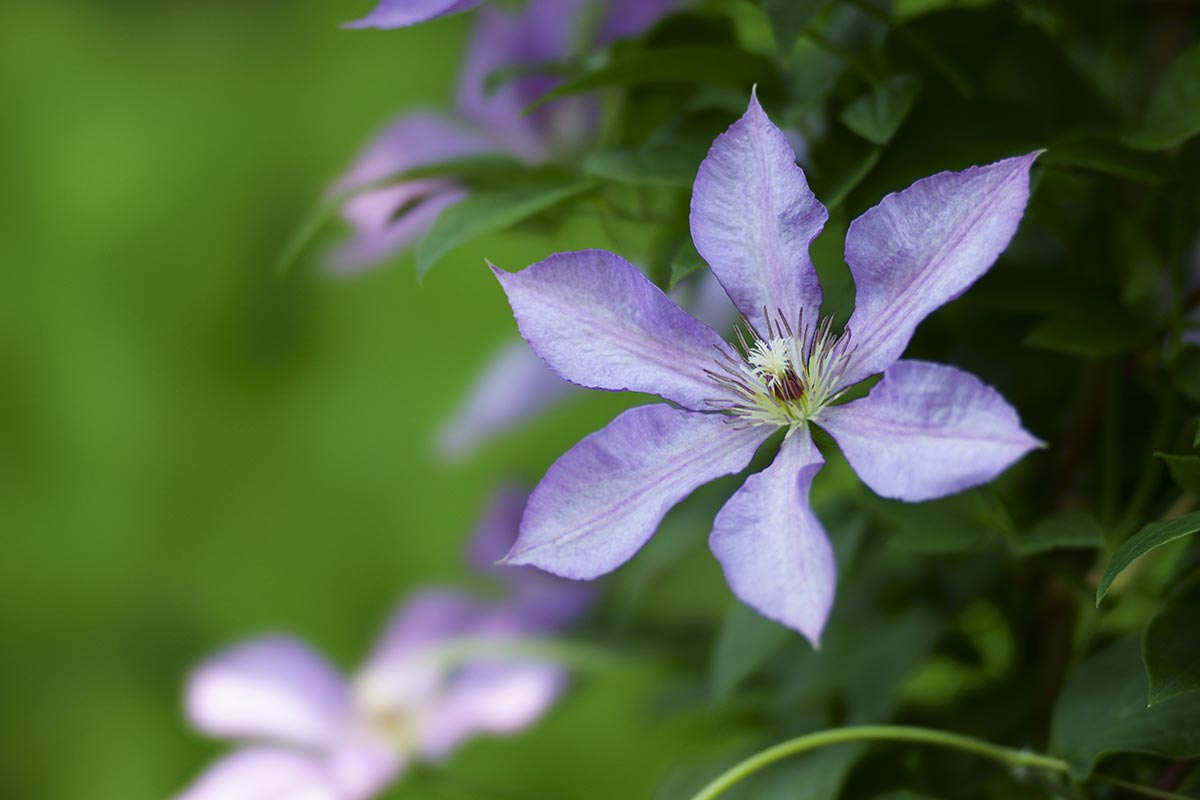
419,660 -> 567,760
839,153 -> 1039,386
327,113 -> 493,272
819,360 -> 1042,502
325,730 -> 404,800
491,250 -> 735,411
456,0 -> 593,161
433,339 -> 577,461
690,92 -> 828,337
344,0 -> 483,30
186,637 -> 350,749
176,747 -> 339,800
469,485 -> 596,629
505,404 -> 773,579
599,0 -> 678,43
709,427 -> 834,646
330,182 -> 466,273
366,590 -> 490,668
332,112 -> 492,197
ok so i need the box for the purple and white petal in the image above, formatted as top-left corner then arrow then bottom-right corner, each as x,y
690,93 -> 828,337
344,0 -> 483,30
176,747 -> 339,800
186,637 -> 350,750
819,360 -> 1042,502
505,404 -> 773,579
433,340 -> 577,461
324,729 -> 404,800
331,112 -> 491,197
709,427 -> 835,646
491,250 -> 735,411
329,182 -> 466,273
838,153 -> 1040,386
418,660 -> 566,760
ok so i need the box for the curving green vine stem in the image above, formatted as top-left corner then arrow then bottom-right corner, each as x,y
688,725 -> 1194,800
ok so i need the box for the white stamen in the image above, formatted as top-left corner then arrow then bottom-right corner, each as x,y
705,309 -> 856,429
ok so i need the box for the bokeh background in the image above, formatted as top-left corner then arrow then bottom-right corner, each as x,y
0,2 -> 742,797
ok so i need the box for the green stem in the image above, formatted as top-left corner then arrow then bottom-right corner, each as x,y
690,725 -> 1066,800
421,635 -> 625,673
688,724 -> 1193,800
1094,774 -> 1198,800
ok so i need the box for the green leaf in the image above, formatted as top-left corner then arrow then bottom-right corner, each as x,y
756,0 -> 832,53
1144,604 -> 1200,705
710,601 -> 792,702
1127,42 -> 1200,150
1157,453 -> 1200,495
1007,511 -> 1104,556
819,143 -> 882,211
839,75 -> 922,146
669,239 -> 707,288
873,490 -> 1011,554
1096,510 -> 1200,605
584,134 -> 710,188
1024,312 -> 1150,358
1051,636 -> 1200,777
415,180 -> 594,279
525,46 -> 779,113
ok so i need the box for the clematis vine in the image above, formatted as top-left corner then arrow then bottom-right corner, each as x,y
177,487 -> 592,800
491,94 -> 1042,645
331,0 -> 677,272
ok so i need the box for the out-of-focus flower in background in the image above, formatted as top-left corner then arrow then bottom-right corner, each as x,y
346,0 -> 485,30
330,0 -> 678,273
491,96 -> 1041,645
177,487 -> 592,800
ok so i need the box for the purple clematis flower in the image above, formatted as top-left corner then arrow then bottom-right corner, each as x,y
177,488 -> 592,800
332,0 -> 677,272
434,269 -> 736,461
490,94 -> 1042,645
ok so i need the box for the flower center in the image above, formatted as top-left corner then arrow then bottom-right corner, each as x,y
704,310 -> 856,428
353,665 -> 441,754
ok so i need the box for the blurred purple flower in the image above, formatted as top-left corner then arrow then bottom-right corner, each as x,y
346,0 -> 676,33
345,0 -> 485,30
331,0 -> 677,273
177,488 -> 591,800
490,94 -> 1042,645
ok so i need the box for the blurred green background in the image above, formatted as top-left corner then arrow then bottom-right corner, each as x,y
0,2 -> 740,797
